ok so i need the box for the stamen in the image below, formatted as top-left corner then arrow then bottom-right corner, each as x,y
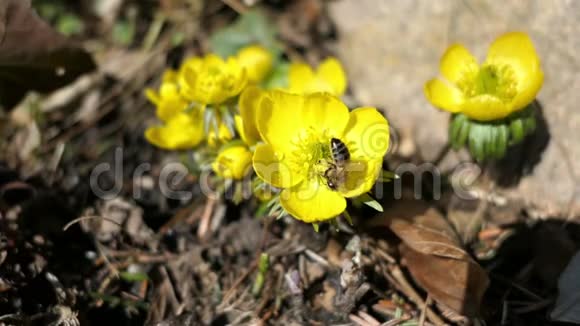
457,63 -> 518,102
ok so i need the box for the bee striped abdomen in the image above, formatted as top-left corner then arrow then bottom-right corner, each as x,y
330,138 -> 350,163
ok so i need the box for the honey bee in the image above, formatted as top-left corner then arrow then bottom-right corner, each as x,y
324,138 -> 366,191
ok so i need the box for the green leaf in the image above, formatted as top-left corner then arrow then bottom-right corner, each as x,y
119,271 -> 149,282
112,20 -> 136,46
263,61 -> 290,89
57,14 -> 84,36
450,114 -> 468,149
209,9 -> 281,58
343,210 -> 354,225
379,170 -> 397,182
496,124 -> 508,159
510,119 -> 525,145
312,223 -> 320,233
357,193 -> 383,212
485,125 -> 496,159
258,253 -> 270,272
469,124 -> 485,162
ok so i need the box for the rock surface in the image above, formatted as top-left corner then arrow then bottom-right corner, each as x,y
329,0 -> 580,219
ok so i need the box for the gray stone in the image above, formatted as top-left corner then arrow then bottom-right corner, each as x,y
329,0 -> 580,218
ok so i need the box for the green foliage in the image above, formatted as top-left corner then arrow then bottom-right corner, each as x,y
449,103 -> 537,161
210,10 -> 282,58
57,13 -> 84,36
119,271 -> 149,282
89,292 -> 148,310
263,61 -> 290,89
252,253 -> 270,296
34,1 -> 84,36
113,20 -> 136,46
357,193 -> 384,212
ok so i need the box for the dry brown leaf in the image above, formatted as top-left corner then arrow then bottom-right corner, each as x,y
370,200 -> 489,318
0,0 -> 95,109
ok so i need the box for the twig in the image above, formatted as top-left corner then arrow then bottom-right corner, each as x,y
304,249 -> 330,267
221,259 -> 258,306
221,0 -> 247,14
419,295 -> 432,326
492,273 -> 543,301
512,298 -> 553,314
382,317 -> 411,326
389,265 -> 446,325
62,215 -> 122,231
197,197 -> 216,239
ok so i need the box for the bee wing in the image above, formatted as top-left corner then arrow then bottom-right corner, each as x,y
336,160 -> 369,193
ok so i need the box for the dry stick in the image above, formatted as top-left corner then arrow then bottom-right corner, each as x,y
221,259 -> 259,306
221,0 -> 247,14
42,38 -> 170,153
492,273 -> 543,301
159,265 -> 181,315
62,215 -> 122,231
389,265 -> 446,326
197,197 -> 216,239
419,295 -> 432,326
158,199 -> 203,235
383,317 -> 411,326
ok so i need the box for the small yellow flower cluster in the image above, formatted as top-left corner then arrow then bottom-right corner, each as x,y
144,47 -> 390,223
145,46 -> 269,143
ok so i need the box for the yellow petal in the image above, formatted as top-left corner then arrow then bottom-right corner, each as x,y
486,32 -> 543,110
145,88 -> 160,105
238,86 -> 263,145
234,115 -> 247,144
288,62 -> 315,94
461,94 -> 511,121
280,178 -> 346,223
424,78 -> 464,113
342,107 -> 389,160
178,54 -> 246,104
156,98 -> 188,122
257,91 -> 306,151
511,71 -> 543,111
257,91 -> 349,158
212,145 -> 253,180
253,143 -> 303,188
301,93 -> 350,135
439,44 -> 479,83
237,45 -> 274,83
316,57 -> 347,96
161,69 -> 178,83
145,112 -> 204,150
340,158 -> 382,198
225,56 -> 248,95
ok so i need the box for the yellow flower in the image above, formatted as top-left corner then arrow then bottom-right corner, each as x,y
288,57 -> 347,96
234,86 -> 264,146
145,110 -> 204,150
178,54 -> 247,105
236,45 -> 274,83
145,69 -> 188,121
212,145 -> 253,180
252,91 -> 389,223
425,32 -> 543,121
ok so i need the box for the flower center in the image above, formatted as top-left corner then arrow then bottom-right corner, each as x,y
285,127 -> 335,181
457,63 -> 518,102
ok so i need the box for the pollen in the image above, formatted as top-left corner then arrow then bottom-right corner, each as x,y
286,127 -> 334,179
